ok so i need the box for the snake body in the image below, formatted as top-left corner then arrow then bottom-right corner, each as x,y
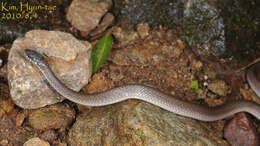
25,49 -> 260,121
247,62 -> 260,98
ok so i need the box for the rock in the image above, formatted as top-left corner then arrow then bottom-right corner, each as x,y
23,137 -> 50,146
68,101 -> 228,145
29,103 -> 75,130
229,76 -> 243,100
0,139 -> 8,145
137,23 -> 150,39
114,0 -> 184,28
112,26 -> 139,47
183,0 -> 225,56
83,72 -> 114,94
40,130 -> 58,143
8,30 -> 92,109
23,30 -> 91,61
90,13 -> 115,36
208,80 -> 228,96
16,112 -> 26,126
197,88 -> 207,99
67,0 -> 112,34
204,68 -> 217,79
192,60 -> 203,71
224,113 -> 259,146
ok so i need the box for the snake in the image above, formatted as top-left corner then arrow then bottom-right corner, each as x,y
25,49 -> 260,122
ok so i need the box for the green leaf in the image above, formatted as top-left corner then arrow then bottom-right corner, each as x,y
91,33 -> 113,72
190,80 -> 199,92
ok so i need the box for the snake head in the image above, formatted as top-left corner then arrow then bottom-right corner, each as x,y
25,49 -> 49,67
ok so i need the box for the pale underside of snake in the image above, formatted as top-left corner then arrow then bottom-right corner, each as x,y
25,49 -> 260,122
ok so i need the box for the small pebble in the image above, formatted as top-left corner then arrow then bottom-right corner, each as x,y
40,130 -> 58,143
23,137 -> 50,146
16,112 -> 26,126
208,80 -> 228,96
203,82 -> 208,87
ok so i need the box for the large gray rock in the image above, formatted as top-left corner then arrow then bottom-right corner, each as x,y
8,30 -> 92,109
69,100 -> 228,146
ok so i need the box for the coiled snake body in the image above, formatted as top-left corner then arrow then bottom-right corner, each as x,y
25,49 -> 260,121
